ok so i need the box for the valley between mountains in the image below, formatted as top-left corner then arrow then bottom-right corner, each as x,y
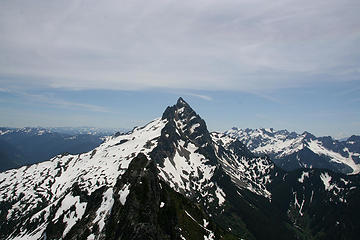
1,98 -> 359,240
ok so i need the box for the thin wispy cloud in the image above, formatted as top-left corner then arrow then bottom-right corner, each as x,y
247,90 -> 282,104
0,0 -> 359,92
42,97 -> 111,113
5,89 -> 110,113
183,93 -> 213,101
0,88 -> 10,93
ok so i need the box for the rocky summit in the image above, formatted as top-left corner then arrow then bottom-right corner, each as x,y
1,98 -> 360,240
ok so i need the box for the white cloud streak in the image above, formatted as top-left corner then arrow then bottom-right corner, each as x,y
0,88 -> 10,93
183,93 -> 213,101
0,0 -> 359,91
5,89 -> 110,113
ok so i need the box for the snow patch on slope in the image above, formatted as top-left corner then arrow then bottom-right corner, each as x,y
190,123 -> 200,133
308,140 -> 360,174
293,192 -> 305,216
212,134 -> 274,199
119,184 -> 130,205
53,193 -> 87,238
298,171 -> 309,183
93,188 -> 114,232
0,118 -> 167,238
215,185 -> 226,205
320,172 -> 333,191
157,140 -> 216,194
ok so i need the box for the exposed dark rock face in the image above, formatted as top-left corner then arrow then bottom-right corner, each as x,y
105,153 -> 230,240
227,140 -> 255,159
151,98 -> 230,216
162,97 -> 213,147
46,185 -> 108,240
152,97 -> 216,167
106,153 -> 163,239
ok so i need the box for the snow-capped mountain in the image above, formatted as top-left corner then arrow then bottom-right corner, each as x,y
225,128 -> 360,174
0,127 -> 122,137
0,127 -> 52,136
1,98 -> 360,240
47,127 -> 125,136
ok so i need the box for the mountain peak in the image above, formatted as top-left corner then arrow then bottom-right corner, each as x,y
162,97 -> 194,121
155,98 -> 215,168
175,97 -> 192,113
302,131 -> 316,140
176,97 -> 187,106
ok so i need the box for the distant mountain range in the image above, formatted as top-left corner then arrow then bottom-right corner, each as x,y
224,128 -> 360,175
1,98 -> 359,240
0,127 -> 123,172
0,126 -> 126,136
47,127 -> 128,136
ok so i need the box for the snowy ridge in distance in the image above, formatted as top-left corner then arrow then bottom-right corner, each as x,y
225,128 -> 360,174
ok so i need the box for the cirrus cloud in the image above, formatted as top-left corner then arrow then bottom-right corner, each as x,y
0,0 -> 359,92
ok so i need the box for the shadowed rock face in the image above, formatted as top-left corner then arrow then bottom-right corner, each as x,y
153,97 -> 218,174
106,153 -> 163,240
105,153 -> 226,240
161,97 -> 212,147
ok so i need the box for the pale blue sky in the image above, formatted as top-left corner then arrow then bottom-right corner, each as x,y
0,0 -> 359,138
